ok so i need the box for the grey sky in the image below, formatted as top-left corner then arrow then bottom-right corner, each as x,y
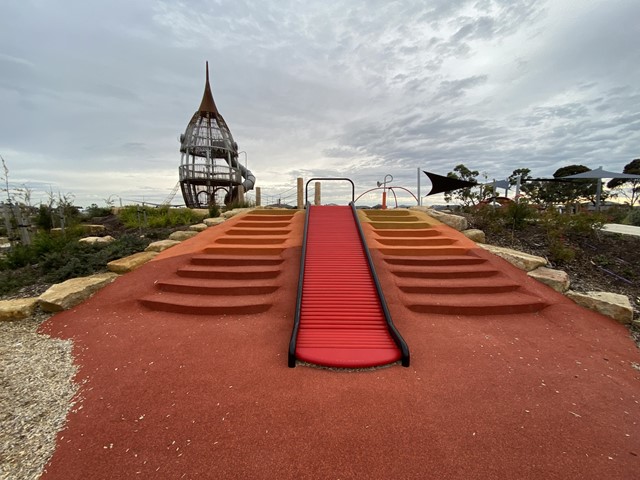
1,0 -> 638,207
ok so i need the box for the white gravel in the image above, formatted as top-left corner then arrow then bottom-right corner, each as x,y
0,312 -> 79,480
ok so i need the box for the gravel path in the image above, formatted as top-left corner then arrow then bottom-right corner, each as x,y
0,312 -> 79,480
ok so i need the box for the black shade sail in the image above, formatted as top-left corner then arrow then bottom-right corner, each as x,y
424,171 -> 477,196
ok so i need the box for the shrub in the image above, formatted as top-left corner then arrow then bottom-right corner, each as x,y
504,201 -> 536,230
624,208 -> 640,227
466,205 -> 504,235
35,205 -> 53,231
0,232 -> 150,295
118,206 -> 207,229
223,199 -> 253,211
604,205 -> 630,224
85,203 -> 113,218
209,204 -> 220,218
549,238 -> 576,263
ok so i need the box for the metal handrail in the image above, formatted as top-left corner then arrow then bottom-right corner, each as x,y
349,202 -> 410,367
305,177 -> 355,205
288,202 -> 312,367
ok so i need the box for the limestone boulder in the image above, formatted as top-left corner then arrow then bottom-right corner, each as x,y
79,235 -> 115,245
479,244 -> 547,272
38,273 -> 118,312
0,298 -> 39,321
528,266 -> 570,293
411,207 -> 468,231
168,230 -> 199,241
107,251 -> 158,274
190,208 -> 210,217
462,229 -> 486,243
222,208 -> 250,219
189,223 -> 208,232
81,224 -> 106,234
145,239 -> 181,252
204,217 -> 225,227
566,291 -> 634,324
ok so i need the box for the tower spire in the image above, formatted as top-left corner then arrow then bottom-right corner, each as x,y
198,61 -> 218,114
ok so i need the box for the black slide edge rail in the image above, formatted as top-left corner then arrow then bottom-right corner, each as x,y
305,177 -> 355,205
288,202 -> 312,367
350,202 -> 410,367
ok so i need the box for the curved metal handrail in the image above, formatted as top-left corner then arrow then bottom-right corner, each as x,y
305,177 -> 355,206
288,202 -> 312,367
349,202 -> 410,367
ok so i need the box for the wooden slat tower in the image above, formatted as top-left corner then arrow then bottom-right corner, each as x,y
178,62 -> 255,208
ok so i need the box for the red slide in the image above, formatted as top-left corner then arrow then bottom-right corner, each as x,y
290,205 -> 409,368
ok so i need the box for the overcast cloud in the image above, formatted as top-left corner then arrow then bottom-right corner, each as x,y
1,0 -> 639,207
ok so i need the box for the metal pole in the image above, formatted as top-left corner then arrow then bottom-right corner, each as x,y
417,167 -> 421,206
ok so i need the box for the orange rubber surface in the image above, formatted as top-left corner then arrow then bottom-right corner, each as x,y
36,208 -> 640,480
295,205 -> 401,367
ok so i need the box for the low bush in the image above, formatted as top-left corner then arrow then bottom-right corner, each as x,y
624,208 -> 640,227
118,206 -> 207,229
0,233 -> 150,296
84,203 -> 113,218
208,204 -> 220,218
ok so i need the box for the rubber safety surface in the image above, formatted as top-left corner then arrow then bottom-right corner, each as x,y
295,205 -> 402,367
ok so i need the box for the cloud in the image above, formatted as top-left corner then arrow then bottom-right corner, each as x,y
0,0 -> 638,207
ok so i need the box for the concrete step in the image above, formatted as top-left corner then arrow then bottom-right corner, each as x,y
190,254 -> 284,266
406,291 -> 548,315
374,229 -> 442,238
383,255 -> 486,266
215,236 -> 287,245
156,278 -> 280,296
139,292 -> 272,315
177,265 -> 281,280
391,264 -> 499,279
375,237 -> 456,247
398,277 -> 520,294
226,228 -> 291,236
378,246 -> 470,256
202,246 -> 285,256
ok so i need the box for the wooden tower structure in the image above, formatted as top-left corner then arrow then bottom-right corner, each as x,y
179,62 -> 255,208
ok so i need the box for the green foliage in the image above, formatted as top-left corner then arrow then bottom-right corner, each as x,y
223,199 -> 253,211
466,201 -> 536,235
208,204 -> 221,218
466,204 -> 503,235
607,159 -> 640,207
504,201 -> 535,230
603,204 -> 631,224
550,165 -> 599,206
118,206 -> 207,229
548,238 -> 576,263
538,209 -> 604,264
3,231 -> 76,268
624,208 -> 640,227
443,164 -> 491,207
35,205 -> 54,231
465,202 -> 606,265
0,232 -> 150,295
85,203 -> 113,218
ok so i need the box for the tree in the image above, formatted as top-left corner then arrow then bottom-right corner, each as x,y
443,164 -> 492,207
507,168 -> 534,199
606,159 -> 640,207
550,165 -> 600,206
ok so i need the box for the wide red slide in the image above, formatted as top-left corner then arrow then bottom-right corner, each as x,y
289,204 -> 409,368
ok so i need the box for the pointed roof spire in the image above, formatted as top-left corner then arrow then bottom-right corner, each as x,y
198,61 -> 219,114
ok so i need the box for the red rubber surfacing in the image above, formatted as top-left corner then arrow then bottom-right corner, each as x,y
296,205 -> 401,367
